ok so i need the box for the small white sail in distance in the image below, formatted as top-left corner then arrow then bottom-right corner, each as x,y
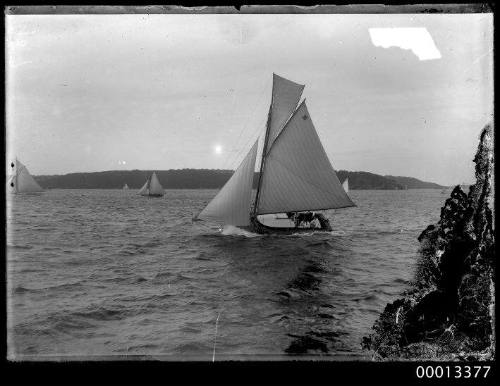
8,159 -> 44,193
123,183 -> 129,190
138,178 -> 149,195
342,177 -> 349,193
197,139 -> 259,227
139,172 -> 164,196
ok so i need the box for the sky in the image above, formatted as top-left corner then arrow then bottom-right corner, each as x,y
6,13 -> 493,185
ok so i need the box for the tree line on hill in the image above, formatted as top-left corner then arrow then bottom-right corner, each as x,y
34,169 -> 445,190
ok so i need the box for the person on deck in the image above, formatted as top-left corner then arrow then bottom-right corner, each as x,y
295,211 -> 314,227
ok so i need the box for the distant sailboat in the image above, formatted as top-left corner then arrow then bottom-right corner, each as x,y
123,183 -> 129,190
195,74 -> 355,234
342,177 -> 349,193
138,172 -> 164,197
8,159 -> 44,194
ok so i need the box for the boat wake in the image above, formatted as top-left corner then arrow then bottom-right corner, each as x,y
287,230 -> 336,237
219,225 -> 261,238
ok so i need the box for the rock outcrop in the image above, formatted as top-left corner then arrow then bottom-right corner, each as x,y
362,124 -> 495,360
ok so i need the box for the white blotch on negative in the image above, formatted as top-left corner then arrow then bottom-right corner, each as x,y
369,27 -> 442,61
214,145 -> 223,155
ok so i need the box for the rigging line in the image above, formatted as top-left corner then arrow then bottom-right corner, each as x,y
229,115 -> 266,172
224,77 -> 270,171
226,98 -> 266,172
220,75 -> 242,171
236,76 -> 269,151
228,79 -> 271,173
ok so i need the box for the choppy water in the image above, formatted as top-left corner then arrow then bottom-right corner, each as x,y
7,189 -> 446,360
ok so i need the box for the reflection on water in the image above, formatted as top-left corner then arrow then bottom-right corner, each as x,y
281,259 -> 350,355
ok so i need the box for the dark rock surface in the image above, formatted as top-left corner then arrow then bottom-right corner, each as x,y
362,124 -> 495,360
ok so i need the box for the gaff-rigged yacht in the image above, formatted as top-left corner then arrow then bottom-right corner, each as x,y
138,172 -> 164,197
195,74 -> 355,234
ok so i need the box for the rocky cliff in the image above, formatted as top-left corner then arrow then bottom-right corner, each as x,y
362,123 -> 495,360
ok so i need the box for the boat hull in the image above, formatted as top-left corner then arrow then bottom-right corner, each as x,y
248,213 -> 332,234
141,194 -> 164,197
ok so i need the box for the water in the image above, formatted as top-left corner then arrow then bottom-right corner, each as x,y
6,189 -> 446,360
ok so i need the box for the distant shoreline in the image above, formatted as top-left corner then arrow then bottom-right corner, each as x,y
34,169 -> 447,190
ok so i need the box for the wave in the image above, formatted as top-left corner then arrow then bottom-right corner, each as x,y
126,343 -> 160,352
220,225 -> 261,238
103,275 -> 148,285
286,230 -> 344,237
7,244 -> 33,250
12,286 -> 33,294
71,307 -> 126,322
12,281 -> 85,294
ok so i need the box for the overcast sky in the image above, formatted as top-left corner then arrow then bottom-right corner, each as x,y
6,13 -> 493,185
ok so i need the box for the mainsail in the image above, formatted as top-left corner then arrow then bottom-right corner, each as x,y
342,177 -> 349,193
255,100 -> 355,215
139,172 -> 164,196
197,140 -> 258,226
123,183 -> 129,190
9,159 -> 44,193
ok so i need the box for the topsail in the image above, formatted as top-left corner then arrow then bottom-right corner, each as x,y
8,159 -> 44,193
265,74 -> 305,154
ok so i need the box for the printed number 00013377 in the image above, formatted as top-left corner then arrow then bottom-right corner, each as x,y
416,365 -> 491,379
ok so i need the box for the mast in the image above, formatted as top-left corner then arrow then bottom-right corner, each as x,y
253,99 -> 273,216
252,74 -> 306,216
146,174 -> 152,194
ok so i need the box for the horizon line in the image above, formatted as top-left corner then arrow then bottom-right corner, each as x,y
31,168 -> 456,187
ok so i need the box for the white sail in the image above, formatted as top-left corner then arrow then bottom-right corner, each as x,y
256,101 -> 355,215
138,179 -> 149,195
265,74 -> 305,154
7,174 -> 16,194
149,172 -> 164,196
342,177 -> 349,193
139,172 -> 164,196
9,159 -> 43,193
198,139 -> 258,226
123,184 -> 129,190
